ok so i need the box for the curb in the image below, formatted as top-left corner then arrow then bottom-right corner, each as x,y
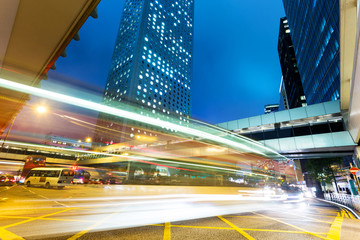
316,198 -> 360,220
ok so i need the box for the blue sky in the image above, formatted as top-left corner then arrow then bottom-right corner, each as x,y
49,0 -> 285,124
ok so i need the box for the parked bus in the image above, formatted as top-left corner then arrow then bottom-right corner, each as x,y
73,169 -> 91,184
25,167 -> 74,189
19,155 -> 46,183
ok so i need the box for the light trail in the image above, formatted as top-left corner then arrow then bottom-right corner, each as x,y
1,140 -> 276,177
0,77 -> 286,160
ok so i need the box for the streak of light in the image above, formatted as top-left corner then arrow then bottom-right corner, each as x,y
0,77 -> 286,160
16,193 -> 282,203
0,161 -> 24,165
1,140 -> 275,177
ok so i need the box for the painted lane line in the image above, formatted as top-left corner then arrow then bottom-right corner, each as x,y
1,208 -> 74,229
170,225 -> 233,230
316,198 -> 360,220
225,214 -> 332,224
21,186 -> 68,207
218,216 -> 255,240
67,211 -> 120,240
170,224 -> 328,234
0,228 -> 24,240
326,213 -> 343,240
241,228 -> 327,235
163,222 -> 171,240
252,212 -> 327,239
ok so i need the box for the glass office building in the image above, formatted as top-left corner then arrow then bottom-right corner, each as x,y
282,0 -> 340,104
103,0 -> 193,117
95,0 -> 194,145
278,17 -> 306,109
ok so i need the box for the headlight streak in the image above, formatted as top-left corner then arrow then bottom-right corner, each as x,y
0,77 -> 286,160
14,194 -> 282,210
2,140 -> 275,178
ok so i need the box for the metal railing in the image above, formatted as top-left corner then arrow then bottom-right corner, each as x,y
324,193 -> 360,212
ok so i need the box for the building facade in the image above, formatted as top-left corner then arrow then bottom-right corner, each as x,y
104,0 -> 193,117
95,0 -> 194,145
282,0 -> 340,104
264,104 -> 279,114
278,17 -> 306,110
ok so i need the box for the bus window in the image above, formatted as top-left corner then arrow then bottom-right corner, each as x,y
61,170 -> 74,176
28,170 -> 37,177
47,171 -> 60,178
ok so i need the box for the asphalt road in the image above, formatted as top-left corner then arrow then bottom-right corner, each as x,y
0,185 -> 359,240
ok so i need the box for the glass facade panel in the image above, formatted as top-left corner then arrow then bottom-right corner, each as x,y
282,0 -> 340,104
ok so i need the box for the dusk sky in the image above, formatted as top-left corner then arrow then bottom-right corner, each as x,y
49,0 -> 285,124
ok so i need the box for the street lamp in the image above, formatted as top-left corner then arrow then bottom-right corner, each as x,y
36,105 -> 47,114
78,137 -> 91,150
1,105 -> 47,151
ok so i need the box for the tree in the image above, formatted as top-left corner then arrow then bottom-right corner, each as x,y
305,157 -> 343,197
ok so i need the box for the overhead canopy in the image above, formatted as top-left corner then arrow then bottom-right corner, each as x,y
0,0 -> 100,133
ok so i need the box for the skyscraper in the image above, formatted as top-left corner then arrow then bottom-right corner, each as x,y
104,0 -> 193,117
282,0 -> 340,104
95,0 -> 194,145
277,17 -> 306,109
264,104 -> 279,114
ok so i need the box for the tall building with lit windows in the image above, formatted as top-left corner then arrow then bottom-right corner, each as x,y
95,0 -> 194,145
282,0 -> 340,105
277,17 -> 306,110
103,0 -> 193,116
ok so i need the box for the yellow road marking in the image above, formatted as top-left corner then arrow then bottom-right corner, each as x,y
347,211 -> 356,220
340,210 -> 347,218
2,208 -> 74,229
67,211 -> 119,240
170,224 -> 327,234
163,222 -> 171,240
313,209 -> 339,214
242,228 -> 327,235
225,215 -> 332,224
0,215 -> 96,224
222,215 -> 263,218
252,212 -> 327,239
0,228 -> 24,240
218,216 -> 255,240
41,217 -> 96,223
0,216 -> 32,220
305,214 -> 338,218
170,225 -> 232,230
342,208 -> 356,220
326,212 -> 343,240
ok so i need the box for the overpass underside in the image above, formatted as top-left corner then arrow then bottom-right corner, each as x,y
217,100 -> 356,160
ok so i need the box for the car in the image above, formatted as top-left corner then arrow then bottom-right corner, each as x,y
281,186 -> 305,203
89,178 -> 105,184
0,175 -> 16,186
108,177 -> 124,184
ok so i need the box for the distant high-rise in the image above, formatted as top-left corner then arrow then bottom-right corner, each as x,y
277,17 -> 306,109
104,0 -> 193,117
282,0 -> 340,104
95,0 -> 194,145
264,104 -> 279,114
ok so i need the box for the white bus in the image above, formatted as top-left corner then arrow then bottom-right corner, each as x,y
25,167 -> 74,189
